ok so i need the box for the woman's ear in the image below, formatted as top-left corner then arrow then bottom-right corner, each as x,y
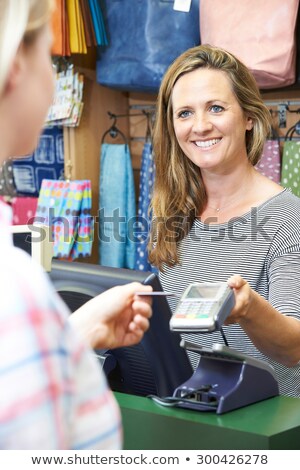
4,47 -> 25,94
246,116 -> 254,131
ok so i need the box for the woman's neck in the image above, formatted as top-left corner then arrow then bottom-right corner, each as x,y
199,163 -> 282,223
202,162 -> 255,209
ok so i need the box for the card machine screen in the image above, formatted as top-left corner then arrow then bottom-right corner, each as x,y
169,282 -> 235,333
183,284 -> 222,299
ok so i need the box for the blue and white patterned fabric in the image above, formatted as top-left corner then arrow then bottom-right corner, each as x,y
135,140 -> 156,272
12,126 -> 64,197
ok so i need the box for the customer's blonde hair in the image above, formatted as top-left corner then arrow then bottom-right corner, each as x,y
0,0 -> 53,96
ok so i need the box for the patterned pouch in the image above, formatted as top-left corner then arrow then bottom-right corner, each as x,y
35,179 -> 93,259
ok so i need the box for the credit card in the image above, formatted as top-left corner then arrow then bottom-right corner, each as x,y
136,291 -> 180,297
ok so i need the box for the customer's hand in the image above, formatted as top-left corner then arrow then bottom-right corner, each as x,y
69,283 -> 152,350
225,274 -> 253,324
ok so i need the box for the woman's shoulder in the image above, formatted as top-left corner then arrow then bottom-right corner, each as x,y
261,188 -> 300,238
265,187 -> 300,209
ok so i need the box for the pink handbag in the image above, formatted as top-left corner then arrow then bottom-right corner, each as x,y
200,0 -> 299,89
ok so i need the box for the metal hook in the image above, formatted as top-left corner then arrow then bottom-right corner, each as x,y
101,112 -> 127,144
107,111 -> 117,127
285,105 -> 300,114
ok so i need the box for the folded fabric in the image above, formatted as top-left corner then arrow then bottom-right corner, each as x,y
99,144 -> 136,269
35,179 -> 93,260
255,140 -> 281,183
79,0 -> 96,47
51,0 -> 70,56
88,0 -> 108,46
66,0 -> 87,53
281,141 -> 300,197
135,141 -> 156,272
51,0 -> 64,55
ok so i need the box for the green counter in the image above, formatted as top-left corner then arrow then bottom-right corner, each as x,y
115,392 -> 300,450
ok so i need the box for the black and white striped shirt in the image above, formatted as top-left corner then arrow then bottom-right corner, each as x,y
159,188 -> 300,397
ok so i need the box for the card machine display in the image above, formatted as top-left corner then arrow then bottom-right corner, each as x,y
169,282 -> 235,332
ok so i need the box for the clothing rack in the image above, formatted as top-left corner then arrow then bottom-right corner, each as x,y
107,110 -> 154,120
107,110 -> 155,143
264,100 -> 300,130
264,100 -> 300,107
278,136 -> 300,141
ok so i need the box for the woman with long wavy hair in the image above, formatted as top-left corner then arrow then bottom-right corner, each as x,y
149,44 -> 300,398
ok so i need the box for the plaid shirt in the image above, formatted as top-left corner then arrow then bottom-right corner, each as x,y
0,201 -> 122,449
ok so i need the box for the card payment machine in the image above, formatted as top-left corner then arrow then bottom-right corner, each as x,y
170,282 -> 235,332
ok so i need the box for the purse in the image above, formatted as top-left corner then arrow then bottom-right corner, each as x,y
200,0 -> 299,89
96,0 -> 200,93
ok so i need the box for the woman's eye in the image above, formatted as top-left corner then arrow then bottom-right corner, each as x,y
210,105 -> 224,113
178,110 -> 191,119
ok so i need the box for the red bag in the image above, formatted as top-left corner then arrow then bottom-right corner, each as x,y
200,0 -> 299,89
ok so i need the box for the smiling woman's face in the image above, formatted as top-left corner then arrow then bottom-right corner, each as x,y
171,68 -> 253,174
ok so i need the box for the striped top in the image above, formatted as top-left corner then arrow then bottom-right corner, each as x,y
0,201 -> 122,449
159,188 -> 300,398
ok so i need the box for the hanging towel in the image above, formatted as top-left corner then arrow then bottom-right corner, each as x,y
281,141 -> 300,197
135,141 -> 156,272
99,144 -> 136,269
35,179 -> 93,259
255,140 -> 281,183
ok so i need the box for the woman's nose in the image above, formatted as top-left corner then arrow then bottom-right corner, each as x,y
192,113 -> 213,133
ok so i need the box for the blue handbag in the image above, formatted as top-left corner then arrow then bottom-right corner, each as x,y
96,0 -> 200,93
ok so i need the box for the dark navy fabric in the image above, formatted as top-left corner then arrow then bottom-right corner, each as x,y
12,126 -> 64,197
96,0 -> 200,93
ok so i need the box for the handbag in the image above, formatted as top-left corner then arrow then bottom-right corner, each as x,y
96,0 -> 200,93
200,0 -> 299,89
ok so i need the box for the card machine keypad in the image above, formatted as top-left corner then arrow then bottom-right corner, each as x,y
174,301 -> 216,319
